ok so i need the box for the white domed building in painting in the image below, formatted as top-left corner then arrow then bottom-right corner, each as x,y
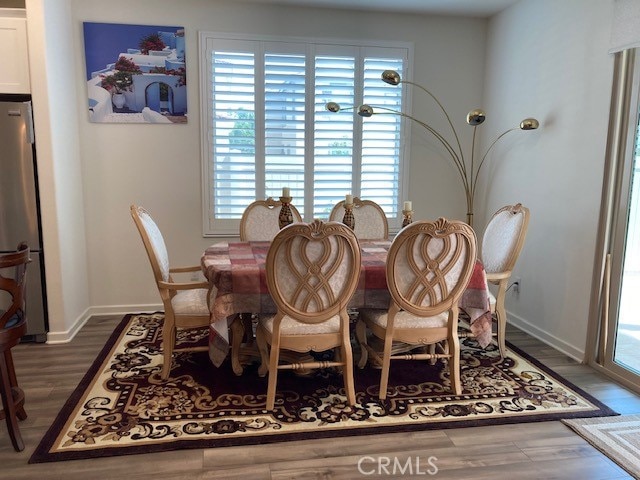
87,28 -> 187,124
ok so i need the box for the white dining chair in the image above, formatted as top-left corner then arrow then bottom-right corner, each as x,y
130,205 -> 212,380
478,203 -> 530,358
255,220 -> 361,410
356,218 -> 477,398
329,197 -> 389,240
240,197 -> 302,241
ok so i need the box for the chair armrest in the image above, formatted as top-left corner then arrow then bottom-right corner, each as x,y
485,271 -> 511,282
169,265 -> 202,273
158,280 -> 210,290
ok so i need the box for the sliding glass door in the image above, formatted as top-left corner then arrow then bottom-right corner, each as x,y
610,128 -> 640,377
595,48 -> 640,390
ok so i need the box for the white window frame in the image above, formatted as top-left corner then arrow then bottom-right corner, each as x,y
199,31 -> 413,237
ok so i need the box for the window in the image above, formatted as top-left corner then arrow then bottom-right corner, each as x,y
200,32 -> 411,236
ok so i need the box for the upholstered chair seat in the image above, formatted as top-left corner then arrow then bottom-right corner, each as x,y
171,289 -> 210,316
260,313 -> 340,335
359,308 -> 448,330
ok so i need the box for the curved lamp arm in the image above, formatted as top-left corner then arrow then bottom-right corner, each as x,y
325,72 -> 540,228
471,118 -> 540,202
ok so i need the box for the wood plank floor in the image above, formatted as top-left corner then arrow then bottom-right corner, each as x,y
1,315 -> 640,479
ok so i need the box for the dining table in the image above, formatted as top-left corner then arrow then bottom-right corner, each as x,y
201,239 -> 492,373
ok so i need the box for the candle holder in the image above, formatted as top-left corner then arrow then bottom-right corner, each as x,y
342,203 -> 355,230
402,209 -> 414,228
279,196 -> 294,229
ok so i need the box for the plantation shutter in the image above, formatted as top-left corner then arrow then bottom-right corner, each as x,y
264,48 -> 307,211
361,56 -> 403,218
313,54 -> 356,219
211,49 -> 256,220
201,32 -> 410,236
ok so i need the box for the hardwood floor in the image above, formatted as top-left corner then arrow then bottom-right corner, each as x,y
1,315 -> 639,479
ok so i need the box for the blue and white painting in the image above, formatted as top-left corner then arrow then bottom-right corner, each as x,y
83,22 -> 187,124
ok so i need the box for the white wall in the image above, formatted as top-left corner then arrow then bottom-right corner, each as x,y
26,0 -> 91,341
70,0 -> 487,314
478,0 -> 615,359
31,0 -> 617,358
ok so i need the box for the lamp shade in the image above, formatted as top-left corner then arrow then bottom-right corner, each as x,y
381,70 -> 401,85
466,109 -> 486,126
520,118 -> 539,130
357,105 -> 374,117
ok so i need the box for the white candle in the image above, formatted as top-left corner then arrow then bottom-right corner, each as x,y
282,187 -> 290,197
404,201 -> 412,211
346,194 -> 353,205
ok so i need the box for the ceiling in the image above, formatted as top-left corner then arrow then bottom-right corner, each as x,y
233,0 -> 520,17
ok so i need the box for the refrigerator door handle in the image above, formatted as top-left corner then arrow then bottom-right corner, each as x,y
24,101 -> 34,144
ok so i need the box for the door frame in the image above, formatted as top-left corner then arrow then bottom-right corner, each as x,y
586,48 -> 640,393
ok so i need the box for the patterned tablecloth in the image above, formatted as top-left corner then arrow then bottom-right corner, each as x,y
201,240 -> 491,367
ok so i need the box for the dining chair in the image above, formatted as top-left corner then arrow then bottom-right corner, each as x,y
240,197 -> 303,242
235,197 -> 303,369
255,219 -> 361,411
356,218 -> 477,399
130,205 -> 212,380
477,203 -> 530,358
0,242 -> 30,451
329,197 -> 389,240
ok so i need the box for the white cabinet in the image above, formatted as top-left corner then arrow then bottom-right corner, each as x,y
0,11 -> 30,94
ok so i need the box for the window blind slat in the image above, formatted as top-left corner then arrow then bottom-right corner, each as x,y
206,38 -> 407,229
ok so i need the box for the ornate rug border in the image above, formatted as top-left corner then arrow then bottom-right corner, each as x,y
29,313 -> 618,463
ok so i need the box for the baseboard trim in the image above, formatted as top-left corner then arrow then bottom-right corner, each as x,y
46,304 -> 586,362
86,304 -> 164,317
507,310 -> 585,362
45,304 -> 163,344
46,307 -> 92,344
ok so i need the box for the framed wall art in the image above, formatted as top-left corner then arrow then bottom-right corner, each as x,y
83,22 -> 187,124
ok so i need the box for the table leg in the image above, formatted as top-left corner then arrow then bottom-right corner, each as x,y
230,316 -> 245,376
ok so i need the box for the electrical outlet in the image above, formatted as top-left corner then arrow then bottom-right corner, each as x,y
513,277 -> 521,295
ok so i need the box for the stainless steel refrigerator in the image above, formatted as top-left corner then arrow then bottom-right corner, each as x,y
0,94 -> 48,342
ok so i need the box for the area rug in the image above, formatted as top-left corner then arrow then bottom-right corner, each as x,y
563,415 -> 640,478
30,313 -> 616,463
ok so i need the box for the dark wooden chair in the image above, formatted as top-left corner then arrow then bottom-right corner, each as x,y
0,242 -> 30,451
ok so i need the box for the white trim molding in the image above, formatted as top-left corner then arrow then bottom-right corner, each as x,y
507,310 -> 585,362
45,303 -> 163,344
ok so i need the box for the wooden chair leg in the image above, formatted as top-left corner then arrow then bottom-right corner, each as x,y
428,344 -> 437,365
341,342 -> 356,406
0,352 -> 24,452
230,317 -> 245,376
241,313 -> 254,344
333,346 -> 343,375
448,333 -> 462,395
255,325 -> 269,378
378,335 -> 394,400
161,318 -> 176,381
495,303 -> 507,359
265,335 -> 281,411
355,319 -> 368,369
5,350 -> 26,420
